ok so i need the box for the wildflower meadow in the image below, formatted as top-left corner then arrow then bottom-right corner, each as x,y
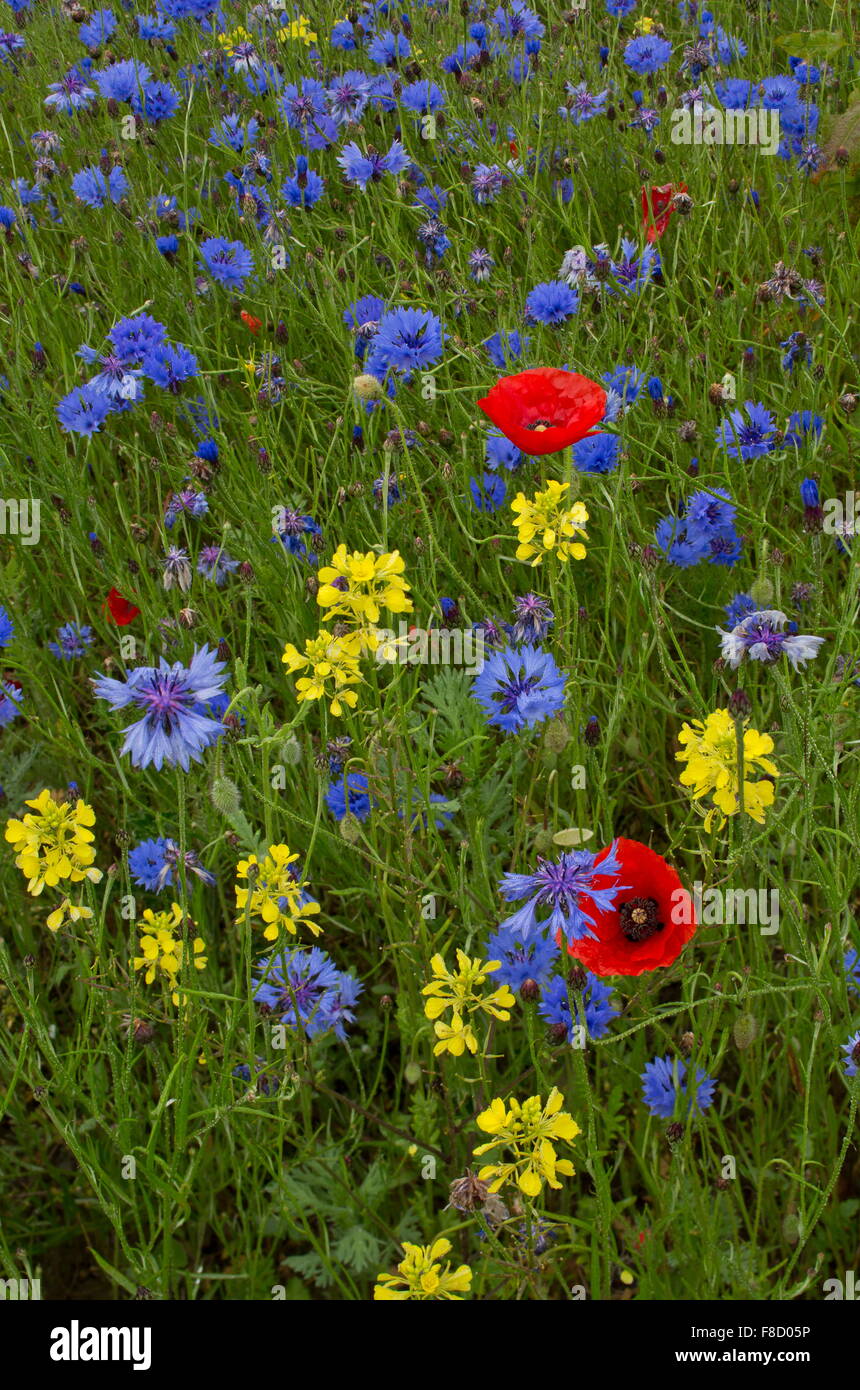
0,0 -> 858,1331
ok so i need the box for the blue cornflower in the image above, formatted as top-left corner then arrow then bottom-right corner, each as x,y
253,946 -> 362,1041
164,490 -> 208,528
562,81 -> 609,123
485,433 -> 524,471
110,312 -> 166,364
48,623 -> 93,660
606,0 -> 637,13
602,364 -> 644,407
56,384 -> 113,436
138,14 -> 176,40
156,234 -> 179,257
760,75 -> 801,110
572,432 -> 620,474
45,71 -> 97,114
510,593 -> 553,644
472,163 -> 507,203
400,79 -> 446,115
655,515 -> 709,568
132,81 -> 179,122
724,592 -> 757,627
199,236 -> 254,290
780,330 -> 813,373
399,792 -> 455,831
197,545 -> 238,585
469,472 -> 507,513
209,115 -> 259,153
684,487 -> 736,536
326,70 -> 370,125
469,247 -> 495,282
0,681 -> 23,727
128,835 -> 215,892
484,330 -> 528,369
337,138 -> 409,189
87,353 -> 143,402
471,643 -> 567,734
495,2 -> 544,41
71,164 -> 129,207
525,280 -> 579,325
841,1033 -> 860,1079
92,645 -> 228,772
719,609 -> 825,671
368,30 -> 411,66
365,306 -> 445,377
282,157 -> 326,208
608,239 -> 660,294
0,606 -> 14,648
715,77 -> 753,108
844,948 -> 860,994
716,401 -> 777,460
538,972 -> 619,1040
785,411 -> 823,449
641,1055 -> 717,1117
416,217 -> 451,263
624,35 -> 672,74
484,923 -> 559,991
326,772 -> 372,822
142,343 -> 198,392
497,841 -> 628,944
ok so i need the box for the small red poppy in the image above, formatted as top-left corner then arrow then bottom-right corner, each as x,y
241,310 -> 262,335
477,367 -> 607,457
565,838 -> 696,978
641,183 -> 687,244
105,588 -> 140,625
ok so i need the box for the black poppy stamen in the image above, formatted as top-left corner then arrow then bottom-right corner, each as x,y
525,418 -> 555,431
619,896 -> 664,942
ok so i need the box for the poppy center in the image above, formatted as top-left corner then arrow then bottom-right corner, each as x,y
619,896 -> 664,942
526,419 -> 555,431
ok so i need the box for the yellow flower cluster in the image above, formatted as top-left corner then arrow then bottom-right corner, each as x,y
473,1087 -> 580,1197
235,844 -> 322,942
5,789 -> 103,932
277,16 -> 317,45
422,950 -> 515,1056
373,1238 -> 472,1300
133,904 -> 207,1007
511,480 -> 589,566
676,709 -> 779,832
282,547 -> 412,718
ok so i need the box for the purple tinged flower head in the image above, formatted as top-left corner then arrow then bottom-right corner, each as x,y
45,71 -> 97,114
92,644 -> 228,771
497,840 -> 629,944
336,138 -> 409,189
844,948 -> 860,994
642,1055 -> 717,1117
326,69 -> 370,125
0,680 -> 23,727
510,592 -> 553,644
716,401 -> 777,460
48,623 -> 93,660
718,609 -> 825,670
471,643 -> 567,734
253,946 -> 363,1040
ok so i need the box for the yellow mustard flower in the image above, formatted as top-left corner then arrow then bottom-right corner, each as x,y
511,481 -> 589,566
373,1237 -> 472,1300
235,844 -> 322,942
277,16 -> 317,45
676,708 -> 779,832
422,950 -> 515,1057
316,546 -> 412,626
473,1086 -> 580,1197
133,904 -> 207,1007
45,899 -> 94,933
634,15 -> 657,33
5,790 -> 102,896
281,629 -> 363,717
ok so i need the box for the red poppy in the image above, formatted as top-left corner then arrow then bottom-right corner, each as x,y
565,838 -> 696,977
641,183 -> 687,244
477,367 -> 607,457
105,588 -> 140,625
240,310 -> 262,335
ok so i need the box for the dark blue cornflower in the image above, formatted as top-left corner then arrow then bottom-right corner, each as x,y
841,1033 -> 860,1079
128,835 -> 215,892
524,280 -> 579,325
494,1 -> 544,41
56,384 -> 113,436
164,490 -> 208,529
642,1056 -> 717,1118
469,473 -> 507,513
282,156 -> 326,208
400,79 -> 446,115
484,923 -> 559,991
760,75 -> 801,110
199,236 -> 253,290
844,948 -> 860,994
485,432 -> 524,471
253,946 -> 362,1041
606,0 -> 637,13
510,593 -> 553,644
497,842 -> 628,944
326,69 -> 370,125
472,163 -> 507,203
0,606 -> 13,648
0,30 -> 25,63
71,165 -> 129,207
326,773 -> 372,822
684,486 -> 736,535
602,364 -> 644,408
538,972 -> 619,1040
48,623 -> 93,661
785,411 -> 823,449
780,331 -> 813,373
724,592 -> 757,627
365,306 -> 445,377
471,643 -> 567,734
368,30 -> 410,66
398,793 -> 455,832
142,343 -> 198,392
715,77 -> 753,108
573,432 -> 620,474
132,81 -> 179,122
416,216 -> 451,263
92,645 -> 228,772
110,312 -> 166,364
716,401 -> 777,460
624,35 -> 672,74
209,115 -> 259,153
561,81 -> 609,123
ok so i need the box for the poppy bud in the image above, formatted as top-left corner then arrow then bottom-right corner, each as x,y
733,1013 -> 758,1049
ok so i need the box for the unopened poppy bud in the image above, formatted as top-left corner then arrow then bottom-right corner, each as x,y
733,1013 -> 758,1049
672,192 -> 693,215
543,716 -> 569,753
132,1018 -> 155,1045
